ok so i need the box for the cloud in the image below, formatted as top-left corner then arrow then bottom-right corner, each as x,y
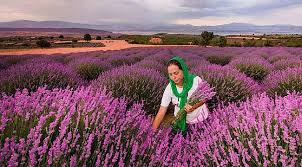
0,0 -> 302,26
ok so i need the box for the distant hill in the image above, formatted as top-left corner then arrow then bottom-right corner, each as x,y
0,27 -> 113,34
0,27 -> 121,37
1,20 -> 302,35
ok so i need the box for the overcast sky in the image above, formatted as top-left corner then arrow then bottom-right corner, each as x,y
1,0 -> 302,26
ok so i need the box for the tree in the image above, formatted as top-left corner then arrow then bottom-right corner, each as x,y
96,36 -> 102,40
59,35 -> 64,39
36,39 -> 51,48
199,38 -> 207,46
84,34 -> 92,41
200,31 -> 214,46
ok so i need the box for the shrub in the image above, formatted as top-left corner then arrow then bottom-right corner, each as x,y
133,59 -> 166,76
95,36 -> 102,40
106,54 -> 144,67
144,52 -> 173,65
68,57 -> 112,81
264,67 -> 302,97
36,39 -> 51,48
0,62 -> 82,95
84,34 -> 92,41
92,65 -> 167,115
192,65 -> 261,110
243,40 -> 256,47
0,86 -> 301,166
210,36 -> 227,47
229,57 -> 272,82
0,86 -> 157,166
267,54 -> 299,64
186,92 -> 302,166
185,58 -> 211,72
206,55 -> 233,66
0,55 -> 34,70
273,59 -> 302,71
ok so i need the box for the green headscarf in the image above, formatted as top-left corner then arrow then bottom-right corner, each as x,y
169,56 -> 196,133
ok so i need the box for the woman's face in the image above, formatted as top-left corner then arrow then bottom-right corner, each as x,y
168,64 -> 184,85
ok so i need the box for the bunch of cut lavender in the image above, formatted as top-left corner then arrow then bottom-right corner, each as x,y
172,78 -> 216,125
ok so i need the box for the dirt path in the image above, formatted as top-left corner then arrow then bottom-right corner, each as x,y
0,40 -> 196,55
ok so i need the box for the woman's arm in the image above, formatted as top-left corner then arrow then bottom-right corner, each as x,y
152,106 -> 168,130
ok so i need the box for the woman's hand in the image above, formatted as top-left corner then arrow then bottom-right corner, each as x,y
185,100 -> 207,113
185,104 -> 194,113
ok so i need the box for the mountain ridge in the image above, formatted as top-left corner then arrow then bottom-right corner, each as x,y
1,20 -> 302,35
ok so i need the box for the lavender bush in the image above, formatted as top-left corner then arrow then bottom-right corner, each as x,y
0,86 -> 301,166
0,86 -> 156,166
186,92 -> 302,166
267,54 -> 298,64
133,59 -> 166,76
0,55 -> 34,70
192,65 -> 261,109
273,59 -> 302,71
106,54 -> 144,67
229,57 -> 272,82
0,62 -> 82,95
1,47 -> 302,166
205,54 -> 233,66
264,67 -> 302,97
92,65 -> 167,115
68,57 -> 112,81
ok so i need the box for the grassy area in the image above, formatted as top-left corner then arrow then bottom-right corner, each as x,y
1,33 -> 302,49
120,34 -> 200,45
0,35 -> 106,49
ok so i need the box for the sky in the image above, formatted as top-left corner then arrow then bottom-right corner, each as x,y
1,0 -> 302,26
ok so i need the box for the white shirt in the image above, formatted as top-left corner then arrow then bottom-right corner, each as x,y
160,76 -> 209,124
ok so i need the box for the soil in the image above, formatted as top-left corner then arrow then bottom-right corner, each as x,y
0,40 -> 196,55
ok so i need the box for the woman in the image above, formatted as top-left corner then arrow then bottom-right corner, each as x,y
152,56 -> 209,132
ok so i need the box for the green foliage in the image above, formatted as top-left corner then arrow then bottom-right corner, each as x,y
200,31 -> 214,46
59,35 -> 64,39
122,34 -> 201,45
243,40 -> 256,47
268,55 -> 288,64
284,38 -> 302,47
235,64 -> 270,82
263,40 -> 273,47
268,78 -> 302,97
161,36 -> 197,45
229,41 -> 242,47
36,39 -> 51,48
93,66 -> 166,115
265,68 -> 302,97
201,73 -> 253,110
210,36 -> 227,47
206,55 -> 233,66
84,34 -> 92,41
0,63 -> 80,96
76,63 -> 104,81
96,36 -> 102,40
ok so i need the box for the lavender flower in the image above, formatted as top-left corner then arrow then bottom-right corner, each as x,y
172,78 -> 216,126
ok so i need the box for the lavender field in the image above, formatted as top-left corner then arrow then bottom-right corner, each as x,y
0,47 -> 302,166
